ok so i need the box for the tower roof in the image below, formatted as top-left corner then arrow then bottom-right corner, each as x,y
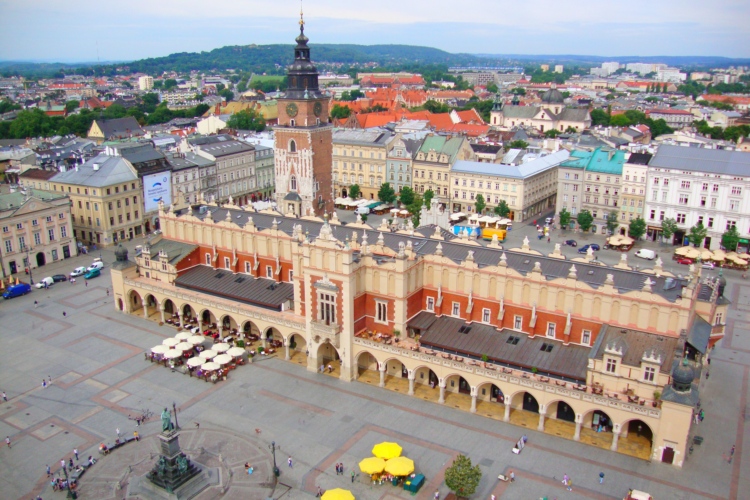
285,9 -> 322,100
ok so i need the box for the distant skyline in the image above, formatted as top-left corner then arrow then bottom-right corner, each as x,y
2,0 -> 749,63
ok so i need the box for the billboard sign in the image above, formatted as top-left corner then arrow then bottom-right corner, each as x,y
143,171 -> 172,213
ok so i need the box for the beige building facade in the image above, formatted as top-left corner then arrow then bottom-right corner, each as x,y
412,135 -> 474,206
620,153 -> 651,234
110,202 -> 725,468
332,129 -> 396,200
0,189 -> 75,276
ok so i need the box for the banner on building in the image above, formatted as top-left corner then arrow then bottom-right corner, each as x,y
143,171 -> 172,213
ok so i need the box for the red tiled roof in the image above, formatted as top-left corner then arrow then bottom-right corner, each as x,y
646,109 -> 694,116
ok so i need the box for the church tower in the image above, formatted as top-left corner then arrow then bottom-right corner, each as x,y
274,10 -> 333,217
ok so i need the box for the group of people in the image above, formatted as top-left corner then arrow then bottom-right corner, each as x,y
319,364 -> 334,373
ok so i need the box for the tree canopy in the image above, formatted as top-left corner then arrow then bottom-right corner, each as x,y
558,208 -> 571,228
629,217 -> 647,240
378,182 -> 397,204
605,210 -> 619,234
660,217 -> 678,243
494,200 -> 510,218
721,225 -> 740,252
226,109 -> 266,131
399,186 -> 415,206
688,222 -> 708,247
348,184 -> 361,199
330,104 -> 351,120
577,209 -> 594,232
444,455 -> 482,499
474,194 -> 486,214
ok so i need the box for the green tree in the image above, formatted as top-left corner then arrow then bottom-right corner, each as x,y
103,104 -> 127,119
219,88 -> 234,102
609,114 -> 631,127
141,92 -> 160,112
399,186 -> 415,206
688,222 -> 708,247
577,209 -> 594,232
408,195 -> 423,227
423,189 -> 435,208
660,217 -> 678,244
163,78 -> 177,90
0,100 -> 22,114
444,455 -> 482,499
494,199 -> 510,218
423,100 -> 450,113
377,182 -> 397,204
486,82 -> 498,93
348,184 -> 360,199
605,210 -> 619,234
544,129 -> 561,138
629,217 -> 647,240
721,224 -> 740,252
339,89 -> 364,101
474,194 -> 486,214
505,140 -> 528,151
558,207 -> 571,228
647,118 -> 674,137
510,87 -> 526,95
330,104 -> 352,119
226,109 -> 266,131
64,100 -> 80,113
590,108 -> 610,126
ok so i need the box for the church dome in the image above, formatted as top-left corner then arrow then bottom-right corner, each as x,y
671,357 -> 695,392
114,244 -> 128,262
541,87 -> 564,104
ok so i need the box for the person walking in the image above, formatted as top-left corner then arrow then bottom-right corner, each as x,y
46,464 -> 51,477
2,391 -> 7,401
730,444 -> 736,463
34,300 -> 38,308
509,470 -> 515,482
566,478 -> 573,492
287,456 -> 293,468
42,379 -> 47,389
60,459 -> 66,471
68,457 -> 74,469
599,471 -> 605,483
74,448 -> 79,460
434,489 -> 440,499
351,470 -> 355,483
5,436 -> 10,448
116,427 -> 121,439
134,430 -> 139,441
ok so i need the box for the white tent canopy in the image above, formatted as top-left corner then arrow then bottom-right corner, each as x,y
163,350 -> 183,359
199,349 -> 217,360
213,343 -> 230,353
162,338 -> 180,347
201,362 -> 220,371
186,357 -> 204,367
151,345 -> 170,354
187,335 -> 205,345
227,347 -> 246,357
175,331 -> 191,340
213,354 -> 233,365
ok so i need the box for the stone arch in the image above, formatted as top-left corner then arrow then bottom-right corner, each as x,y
316,341 -> 341,372
611,300 -> 621,323
180,303 -> 194,320
242,320 -> 261,338
538,286 -> 548,308
426,266 -> 434,286
505,279 -> 514,299
413,364 -> 439,388
668,310 -> 679,333
629,303 -> 639,325
556,290 -> 566,311
476,381 -> 506,403
355,350 -> 379,377
522,284 -> 531,303
287,333 -> 307,360
443,373 -> 471,395
582,408 -> 613,433
593,296 -> 602,319
127,289 -> 143,313
264,326 -> 283,345
619,418 -> 654,460
649,307 -> 659,328
200,309 -> 218,329
546,399 -> 577,423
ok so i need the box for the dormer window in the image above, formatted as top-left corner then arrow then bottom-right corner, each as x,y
606,358 -> 617,373
643,366 -> 656,382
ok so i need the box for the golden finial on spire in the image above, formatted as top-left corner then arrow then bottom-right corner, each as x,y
299,0 -> 305,27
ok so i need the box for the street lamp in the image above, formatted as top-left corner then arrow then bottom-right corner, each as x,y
269,441 -> 280,477
172,401 -> 180,430
61,464 -> 78,499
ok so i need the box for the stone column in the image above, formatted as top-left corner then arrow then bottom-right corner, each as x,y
178,312 -> 184,328
504,403 -> 511,422
284,343 -> 290,361
379,364 -> 386,388
611,430 -> 621,451
198,318 -> 203,333
438,381 -> 446,404
574,415 -> 582,441
160,305 -> 166,323
537,410 -> 546,431
218,325 -> 224,339
141,299 -> 149,319
470,395 -> 477,413
408,373 -> 415,396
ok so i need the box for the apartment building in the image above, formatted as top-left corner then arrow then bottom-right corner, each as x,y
451,150 -> 567,220
620,153 -> 652,234
412,135 -> 474,206
0,189 -> 75,276
386,137 -> 421,194
556,148 -> 626,234
138,76 -> 154,91
254,145 -> 275,201
165,152 -> 217,206
49,153 -> 144,246
331,129 -> 396,200
190,135 -> 258,205
645,145 -> 750,249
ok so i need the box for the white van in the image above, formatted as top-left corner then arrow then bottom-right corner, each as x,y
355,206 -> 370,215
635,249 -> 656,260
35,277 -> 54,289
87,261 -> 104,271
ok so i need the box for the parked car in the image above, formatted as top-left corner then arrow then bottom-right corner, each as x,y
35,277 -> 55,289
83,268 -> 101,279
87,261 -> 104,272
545,217 -> 554,225
564,239 -> 577,247
577,244 -> 601,253
70,267 -> 87,277
701,261 -> 715,269
2,283 -> 32,299
52,274 -> 67,282
676,257 -> 694,265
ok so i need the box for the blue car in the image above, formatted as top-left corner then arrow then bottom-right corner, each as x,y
578,244 -> 601,253
2,283 -> 32,299
83,268 -> 101,279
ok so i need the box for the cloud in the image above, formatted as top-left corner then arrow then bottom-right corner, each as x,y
0,0 -> 748,61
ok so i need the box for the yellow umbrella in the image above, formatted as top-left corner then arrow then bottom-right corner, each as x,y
699,249 -> 713,261
684,247 -> 701,259
372,442 -> 402,460
358,457 -> 386,475
384,456 -> 414,476
321,488 -> 355,500
674,246 -> 690,256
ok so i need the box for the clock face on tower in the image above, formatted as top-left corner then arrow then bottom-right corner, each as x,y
313,102 -> 322,117
286,103 -> 299,118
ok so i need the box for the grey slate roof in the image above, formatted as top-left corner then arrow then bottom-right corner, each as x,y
333,129 -> 394,146
143,237 -> 197,266
94,117 -> 145,140
687,315 -> 711,355
177,205 -> 684,302
414,313 -> 590,381
649,144 -> 750,175
50,153 -> 138,187
114,143 -> 165,164
590,324 -> 677,374
500,106 -> 538,119
174,265 -> 294,311
452,150 -> 569,179
166,152 -> 214,171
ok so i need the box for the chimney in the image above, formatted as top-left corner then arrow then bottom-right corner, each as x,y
93,163 -> 100,171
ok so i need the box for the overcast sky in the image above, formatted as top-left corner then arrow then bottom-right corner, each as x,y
2,0 -> 749,62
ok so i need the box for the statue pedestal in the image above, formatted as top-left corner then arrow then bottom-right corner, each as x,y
145,430 -> 202,494
159,430 -> 182,459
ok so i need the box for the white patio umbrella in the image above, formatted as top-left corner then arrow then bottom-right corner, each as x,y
227,347 -> 246,357
213,354 -> 233,365
213,343 -> 230,353
162,338 -> 180,347
188,335 -> 205,345
175,342 -> 193,352
186,357 -> 204,367
175,331 -> 191,341
199,349 -> 217,360
151,345 -> 170,354
201,362 -> 220,371
163,350 -> 183,359
399,209 -> 409,215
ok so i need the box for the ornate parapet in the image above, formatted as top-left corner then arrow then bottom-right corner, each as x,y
311,320 -> 341,348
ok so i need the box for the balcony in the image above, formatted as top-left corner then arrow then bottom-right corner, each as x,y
311,320 -> 341,348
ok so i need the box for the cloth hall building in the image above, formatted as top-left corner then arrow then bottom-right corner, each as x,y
111,198 -> 725,468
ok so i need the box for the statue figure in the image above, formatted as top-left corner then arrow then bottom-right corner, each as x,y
161,408 -> 174,432
177,455 -> 188,474
157,457 -> 167,478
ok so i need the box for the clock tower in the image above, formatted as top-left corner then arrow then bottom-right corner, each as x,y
274,11 -> 333,217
